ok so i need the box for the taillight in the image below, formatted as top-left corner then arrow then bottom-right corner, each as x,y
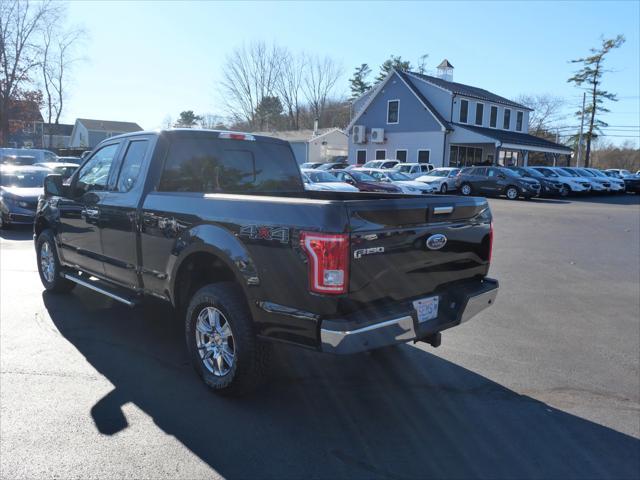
488,221 -> 494,263
218,132 -> 256,141
300,232 -> 349,294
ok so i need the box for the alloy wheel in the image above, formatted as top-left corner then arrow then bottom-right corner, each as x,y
461,184 -> 471,195
195,306 -> 235,377
506,187 -> 519,200
440,183 -> 448,194
40,241 -> 56,283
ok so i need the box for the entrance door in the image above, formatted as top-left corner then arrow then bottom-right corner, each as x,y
356,150 -> 367,165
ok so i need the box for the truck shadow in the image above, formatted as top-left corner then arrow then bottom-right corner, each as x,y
42,290 -> 639,479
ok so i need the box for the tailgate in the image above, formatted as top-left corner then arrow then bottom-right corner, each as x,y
346,195 -> 492,303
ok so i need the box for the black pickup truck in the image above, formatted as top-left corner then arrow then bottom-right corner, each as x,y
34,129 -> 498,394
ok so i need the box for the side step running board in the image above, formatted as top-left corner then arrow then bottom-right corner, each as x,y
62,272 -> 139,307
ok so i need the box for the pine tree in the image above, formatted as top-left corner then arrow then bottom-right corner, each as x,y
349,64 -> 372,100
568,35 -> 625,167
375,56 -> 411,83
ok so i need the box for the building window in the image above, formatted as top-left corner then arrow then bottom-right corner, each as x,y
460,99 -> 469,123
475,103 -> 484,126
417,150 -> 430,164
395,150 -> 407,162
356,150 -> 367,164
490,106 -> 498,128
449,146 -> 483,167
503,109 -> 511,129
516,111 -> 524,132
375,149 -> 386,160
387,100 -> 399,124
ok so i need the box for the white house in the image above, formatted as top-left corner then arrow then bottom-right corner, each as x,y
69,118 -> 143,148
347,60 -> 572,167
253,128 -> 348,165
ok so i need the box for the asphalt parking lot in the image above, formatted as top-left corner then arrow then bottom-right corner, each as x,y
1,194 -> 639,479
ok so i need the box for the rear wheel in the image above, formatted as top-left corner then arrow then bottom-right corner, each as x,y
185,282 -> 270,395
505,186 -> 519,200
36,229 -> 75,293
460,183 -> 472,196
440,183 -> 448,194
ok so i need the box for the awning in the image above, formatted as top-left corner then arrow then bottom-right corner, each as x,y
452,123 -> 573,155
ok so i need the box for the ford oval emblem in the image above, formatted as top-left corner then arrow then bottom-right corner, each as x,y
426,234 -> 447,250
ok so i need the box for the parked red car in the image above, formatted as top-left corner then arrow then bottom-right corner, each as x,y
332,170 -> 402,193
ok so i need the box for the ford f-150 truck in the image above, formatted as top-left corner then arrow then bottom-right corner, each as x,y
34,129 -> 498,394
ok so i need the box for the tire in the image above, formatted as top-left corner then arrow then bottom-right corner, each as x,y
559,184 -> 570,197
505,186 -> 519,200
36,229 -> 76,293
185,282 -> 270,396
0,214 -> 6,230
440,183 -> 448,194
460,183 -> 472,196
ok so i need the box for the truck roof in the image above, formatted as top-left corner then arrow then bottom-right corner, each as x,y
106,128 -> 290,146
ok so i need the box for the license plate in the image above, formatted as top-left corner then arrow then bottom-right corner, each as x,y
413,296 -> 439,323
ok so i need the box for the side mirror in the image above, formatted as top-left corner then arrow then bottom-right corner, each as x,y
44,174 -> 64,197
498,174 -> 506,180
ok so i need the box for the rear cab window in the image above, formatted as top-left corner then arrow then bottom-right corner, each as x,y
158,136 -> 304,194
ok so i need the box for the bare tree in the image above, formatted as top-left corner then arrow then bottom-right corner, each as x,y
302,55 -> 343,128
276,50 -> 306,130
41,19 -> 85,147
515,94 -> 565,135
199,113 -> 228,130
219,41 -> 285,129
0,0 -> 58,145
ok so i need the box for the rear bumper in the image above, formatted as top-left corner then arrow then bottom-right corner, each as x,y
320,278 -> 498,354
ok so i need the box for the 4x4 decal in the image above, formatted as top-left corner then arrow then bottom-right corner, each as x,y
239,225 -> 290,244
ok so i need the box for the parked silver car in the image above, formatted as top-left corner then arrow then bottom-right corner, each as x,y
415,167 -> 460,193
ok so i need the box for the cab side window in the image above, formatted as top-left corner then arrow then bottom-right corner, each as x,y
116,140 -> 148,192
76,143 -> 119,194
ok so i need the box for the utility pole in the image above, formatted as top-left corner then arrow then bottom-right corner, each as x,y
576,92 -> 586,167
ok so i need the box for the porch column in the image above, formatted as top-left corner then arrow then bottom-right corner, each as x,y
523,150 -> 529,166
494,146 -> 501,166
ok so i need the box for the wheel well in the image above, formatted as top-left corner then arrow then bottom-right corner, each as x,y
174,251 -> 239,312
34,217 -> 50,237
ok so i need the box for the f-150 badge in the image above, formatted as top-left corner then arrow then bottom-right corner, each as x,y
240,225 -> 290,244
354,247 -> 385,259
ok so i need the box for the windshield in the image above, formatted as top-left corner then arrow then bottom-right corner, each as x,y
349,171 -> 376,182
620,170 -> 632,176
0,170 -> 48,188
307,171 -> 340,183
534,168 -> 558,178
522,167 -> 544,178
426,170 -> 448,177
577,169 -> 595,177
589,170 -> 607,178
387,172 -> 410,181
396,165 -> 413,173
505,168 -> 524,177
560,168 -> 580,177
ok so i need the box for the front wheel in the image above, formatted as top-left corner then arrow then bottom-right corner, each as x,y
36,229 -> 76,293
440,183 -> 448,194
185,282 -> 270,395
460,183 -> 472,196
559,184 -> 570,197
505,186 -> 519,200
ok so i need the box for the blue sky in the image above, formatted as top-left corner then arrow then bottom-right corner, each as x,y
65,1 -> 639,145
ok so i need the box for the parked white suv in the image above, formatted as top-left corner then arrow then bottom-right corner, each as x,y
393,163 -> 434,179
361,160 -> 400,169
531,167 -> 592,193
